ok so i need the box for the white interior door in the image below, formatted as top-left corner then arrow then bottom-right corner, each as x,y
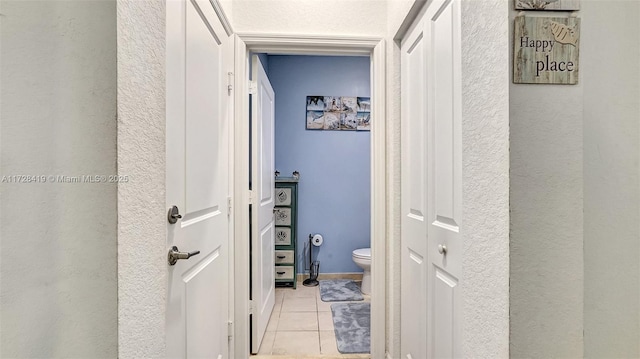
401,0 -> 462,357
401,12 -> 428,359
166,0 -> 232,357
250,55 -> 276,354
425,0 -> 462,356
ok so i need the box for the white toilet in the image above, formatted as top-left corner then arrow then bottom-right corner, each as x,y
352,248 -> 371,295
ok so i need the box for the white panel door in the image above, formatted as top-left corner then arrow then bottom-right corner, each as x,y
401,14 -> 428,359
401,0 -> 462,357
250,55 -> 276,354
426,0 -> 462,356
166,0 -> 232,357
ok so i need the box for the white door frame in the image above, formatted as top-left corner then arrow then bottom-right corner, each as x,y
232,34 -> 387,359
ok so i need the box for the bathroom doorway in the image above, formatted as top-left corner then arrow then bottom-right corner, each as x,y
251,54 -> 372,357
232,34 -> 386,359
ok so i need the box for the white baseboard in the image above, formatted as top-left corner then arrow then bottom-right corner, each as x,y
296,272 -> 363,282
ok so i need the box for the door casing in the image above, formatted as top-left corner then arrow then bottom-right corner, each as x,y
232,34 -> 387,359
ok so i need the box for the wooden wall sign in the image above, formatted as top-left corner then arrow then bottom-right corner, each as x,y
514,16 -> 580,84
515,0 -> 580,11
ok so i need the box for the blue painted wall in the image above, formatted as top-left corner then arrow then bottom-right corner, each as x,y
267,55 -> 370,274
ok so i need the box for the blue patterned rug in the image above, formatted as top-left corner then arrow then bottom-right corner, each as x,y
319,279 -> 364,302
331,302 -> 370,354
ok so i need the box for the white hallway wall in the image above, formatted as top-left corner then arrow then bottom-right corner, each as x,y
457,1 -> 509,355
510,0 -> 640,356
0,1 -> 117,357
582,0 -> 639,356
509,1 -> 585,355
117,0 -> 167,358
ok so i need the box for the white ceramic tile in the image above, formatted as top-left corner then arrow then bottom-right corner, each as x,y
283,284 -> 318,298
256,280 -> 373,359
274,293 -> 284,312
266,312 -> 279,332
257,331 -> 275,355
271,331 -> 321,355
316,294 -> 333,312
281,296 -> 317,312
277,311 -> 318,331
319,330 -> 340,355
318,311 -> 334,332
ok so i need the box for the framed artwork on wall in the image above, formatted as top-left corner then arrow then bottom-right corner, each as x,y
515,0 -> 580,11
306,95 -> 371,131
513,16 -> 580,84
306,110 -> 325,130
306,96 -> 325,111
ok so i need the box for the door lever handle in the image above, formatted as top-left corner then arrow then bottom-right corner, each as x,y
168,246 -> 201,265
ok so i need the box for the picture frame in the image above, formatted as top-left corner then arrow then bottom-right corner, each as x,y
515,0 -> 580,11
306,95 -> 371,131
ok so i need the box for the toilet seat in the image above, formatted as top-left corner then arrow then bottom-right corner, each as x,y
352,248 -> 371,259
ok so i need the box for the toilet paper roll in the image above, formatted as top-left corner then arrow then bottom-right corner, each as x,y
312,234 -> 323,247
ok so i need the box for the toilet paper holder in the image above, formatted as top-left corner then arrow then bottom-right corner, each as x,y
303,233 -> 322,287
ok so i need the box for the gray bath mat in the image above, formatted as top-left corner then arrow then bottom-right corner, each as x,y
331,302 -> 371,354
319,279 -> 364,302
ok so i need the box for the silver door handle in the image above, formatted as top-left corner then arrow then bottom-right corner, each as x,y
168,246 -> 200,265
438,244 -> 447,255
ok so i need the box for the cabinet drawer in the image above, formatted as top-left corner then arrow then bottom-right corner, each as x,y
275,266 -> 294,280
275,208 -> 291,226
275,227 -> 291,246
275,188 -> 292,206
275,250 -> 294,264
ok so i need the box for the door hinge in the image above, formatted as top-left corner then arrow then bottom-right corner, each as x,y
248,190 -> 254,204
227,72 -> 234,96
227,321 -> 234,339
249,300 -> 254,315
248,81 -> 257,95
227,196 -> 232,217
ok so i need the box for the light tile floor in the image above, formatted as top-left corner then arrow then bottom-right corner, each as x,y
252,281 -> 371,358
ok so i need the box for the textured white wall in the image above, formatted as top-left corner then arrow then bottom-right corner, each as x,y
0,1 -> 117,357
233,0 -> 387,36
509,1 -> 585,354
460,0 -> 510,356
582,1 -> 640,356
117,1 -> 167,357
